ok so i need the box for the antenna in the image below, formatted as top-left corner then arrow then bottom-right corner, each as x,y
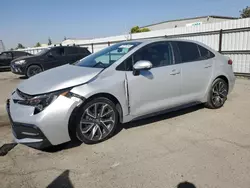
0,40 -> 6,52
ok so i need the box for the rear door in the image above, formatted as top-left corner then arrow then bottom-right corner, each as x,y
173,41 -> 214,101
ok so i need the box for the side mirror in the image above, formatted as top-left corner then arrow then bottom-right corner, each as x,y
133,60 -> 152,76
133,60 -> 152,70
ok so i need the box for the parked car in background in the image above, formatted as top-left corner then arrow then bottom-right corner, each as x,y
0,51 -> 32,69
6,39 -> 235,149
10,46 -> 91,77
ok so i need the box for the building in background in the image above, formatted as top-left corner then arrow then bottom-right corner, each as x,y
40,44 -> 49,47
16,16 -> 250,75
140,15 -> 238,31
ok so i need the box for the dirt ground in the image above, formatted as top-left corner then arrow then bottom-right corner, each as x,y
0,71 -> 250,188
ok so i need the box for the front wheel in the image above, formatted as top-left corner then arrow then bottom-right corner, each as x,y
76,97 -> 119,144
205,78 -> 228,109
26,65 -> 43,78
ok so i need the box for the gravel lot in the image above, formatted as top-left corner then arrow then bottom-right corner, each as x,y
0,71 -> 250,188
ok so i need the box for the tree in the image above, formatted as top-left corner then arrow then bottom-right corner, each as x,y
130,26 -> 141,33
64,36 -> 67,40
48,37 -> 52,45
9,48 -> 14,51
130,26 -> 150,33
34,42 -> 41,47
140,28 -> 150,32
16,43 -> 25,49
240,6 -> 250,18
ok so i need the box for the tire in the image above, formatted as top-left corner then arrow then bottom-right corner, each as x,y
205,78 -> 228,109
26,65 -> 43,78
76,97 -> 119,144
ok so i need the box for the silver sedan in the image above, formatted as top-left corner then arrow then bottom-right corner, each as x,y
6,39 -> 235,149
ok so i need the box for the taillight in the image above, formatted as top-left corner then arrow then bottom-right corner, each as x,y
228,59 -> 233,65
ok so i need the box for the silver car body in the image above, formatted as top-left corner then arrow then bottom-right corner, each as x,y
7,39 -> 235,147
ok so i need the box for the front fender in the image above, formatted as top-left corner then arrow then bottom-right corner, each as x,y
70,71 -> 128,117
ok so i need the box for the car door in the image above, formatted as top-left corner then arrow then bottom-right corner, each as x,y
173,41 -> 214,101
45,47 -> 67,69
125,42 -> 182,117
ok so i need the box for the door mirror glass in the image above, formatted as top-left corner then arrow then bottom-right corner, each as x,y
133,60 -> 152,70
47,52 -> 54,58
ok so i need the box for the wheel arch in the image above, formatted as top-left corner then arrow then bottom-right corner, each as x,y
68,92 -> 124,141
83,93 -> 124,123
215,75 -> 229,87
204,74 -> 229,109
26,63 -> 44,74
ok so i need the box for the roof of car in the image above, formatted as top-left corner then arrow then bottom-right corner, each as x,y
50,45 -> 87,49
120,38 -> 216,52
121,38 -> 201,44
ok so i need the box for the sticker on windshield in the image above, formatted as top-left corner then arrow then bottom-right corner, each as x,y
119,45 -> 134,49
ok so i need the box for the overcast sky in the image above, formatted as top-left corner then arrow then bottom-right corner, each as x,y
0,0 -> 249,49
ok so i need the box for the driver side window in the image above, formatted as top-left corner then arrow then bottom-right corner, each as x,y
49,48 -> 65,56
117,42 -> 174,71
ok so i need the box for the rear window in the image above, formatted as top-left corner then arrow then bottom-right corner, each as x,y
176,41 -> 200,63
198,45 -> 215,60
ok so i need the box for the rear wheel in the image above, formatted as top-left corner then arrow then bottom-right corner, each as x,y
205,78 -> 228,109
26,65 -> 43,78
76,97 -> 118,144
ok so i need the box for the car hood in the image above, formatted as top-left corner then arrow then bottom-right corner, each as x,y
12,55 -> 36,62
17,64 -> 103,95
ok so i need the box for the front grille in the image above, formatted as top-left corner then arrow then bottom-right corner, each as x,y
16,89 -> 33,100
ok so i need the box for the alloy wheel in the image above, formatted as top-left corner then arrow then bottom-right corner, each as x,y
211,80 -> 228,107
79,102 -> 115,141
27,65 -> 42,77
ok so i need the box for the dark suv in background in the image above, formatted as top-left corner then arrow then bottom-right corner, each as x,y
10,46 -> 91,77
0,51 -> 32,69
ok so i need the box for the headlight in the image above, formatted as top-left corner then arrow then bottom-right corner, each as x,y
15,60 -> 26,65
18,90 -> 70,114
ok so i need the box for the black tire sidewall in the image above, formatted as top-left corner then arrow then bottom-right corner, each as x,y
76,97 -> 119,144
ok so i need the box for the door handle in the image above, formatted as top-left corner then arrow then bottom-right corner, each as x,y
204,64 -> 212,68
170,69 -> 180,75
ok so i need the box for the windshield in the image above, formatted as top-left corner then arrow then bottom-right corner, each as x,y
35,48 -> 50,56
75,42 -> 141,68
